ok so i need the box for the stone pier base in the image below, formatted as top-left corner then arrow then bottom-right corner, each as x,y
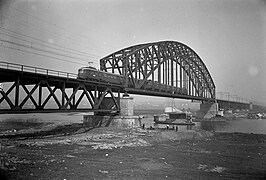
83,94 -> 139,129
83,115 -> 140,129
110,116 -> 140,128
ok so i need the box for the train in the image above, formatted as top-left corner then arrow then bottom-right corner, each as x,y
78,67 -> 188,95
78,66 -> 125,85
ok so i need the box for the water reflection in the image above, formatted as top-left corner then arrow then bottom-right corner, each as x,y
196,118 -> 266,134
199,121 -> 229,132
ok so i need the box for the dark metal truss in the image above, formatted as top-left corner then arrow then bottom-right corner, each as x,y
0,62 -> 120,114
100,41 -> 216,99
0,79 -> 119,114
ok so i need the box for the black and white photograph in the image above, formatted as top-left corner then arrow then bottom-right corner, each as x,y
0,0 -> 266,179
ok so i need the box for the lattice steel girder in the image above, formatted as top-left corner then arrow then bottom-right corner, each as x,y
0,66 -> 122,113
100,41 -> 216,99
0,80 -> 120,113
217,99 -> 250,110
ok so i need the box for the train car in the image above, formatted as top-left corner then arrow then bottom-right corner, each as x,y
166,85 -> 173,93
78,67 -> 125,85
78,66 -> 98,80
174,87 -> 181,94
145,80 -> 153,90
98,71 -> 125,84
171,87 -> 188,95
181,88 -> 188,95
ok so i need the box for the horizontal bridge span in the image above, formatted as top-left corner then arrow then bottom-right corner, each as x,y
0,61 -> 252,114
216,99 -> 250,110
0,109 -> 117,114
0,61 -> 121,114
0,62 -> 122,89
124,88 -> 215,101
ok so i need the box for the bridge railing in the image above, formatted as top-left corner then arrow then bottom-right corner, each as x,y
0,61 -> 78,79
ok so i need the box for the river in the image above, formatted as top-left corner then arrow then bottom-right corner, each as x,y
196,118 -> 266,134
0,111 -> 266,135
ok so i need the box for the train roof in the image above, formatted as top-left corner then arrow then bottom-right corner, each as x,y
79,66 -> 97,70
78,66 -> 124,77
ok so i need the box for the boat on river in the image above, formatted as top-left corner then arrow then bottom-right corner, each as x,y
154,112 -> 195,130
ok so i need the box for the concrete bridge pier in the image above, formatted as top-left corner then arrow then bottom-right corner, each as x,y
83,93 -> 140,128
196,102 -> 218,119
110,94 -> 140,128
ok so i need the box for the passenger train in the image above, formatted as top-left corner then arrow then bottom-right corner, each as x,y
78,67 -> 188,95
78,66 -> 125,85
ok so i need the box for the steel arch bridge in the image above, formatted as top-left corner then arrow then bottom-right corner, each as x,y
100,41 -> 216,100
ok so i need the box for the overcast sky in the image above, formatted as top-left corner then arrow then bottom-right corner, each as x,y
0,0 -> 266,105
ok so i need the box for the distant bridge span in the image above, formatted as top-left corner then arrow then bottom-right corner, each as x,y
100,41 -> 216,100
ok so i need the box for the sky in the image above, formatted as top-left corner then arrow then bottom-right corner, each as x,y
0,0 -> 266,105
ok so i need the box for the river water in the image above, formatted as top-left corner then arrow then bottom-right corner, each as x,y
194,119 -> 266,134
0,111 -> 266,135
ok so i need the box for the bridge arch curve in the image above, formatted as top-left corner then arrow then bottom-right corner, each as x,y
100,41 -> 215,99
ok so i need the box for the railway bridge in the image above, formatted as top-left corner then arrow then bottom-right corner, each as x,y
0,41 -> 251,115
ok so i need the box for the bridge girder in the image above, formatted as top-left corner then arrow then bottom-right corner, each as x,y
0,63 -> 121,114
100,41 -> 216,99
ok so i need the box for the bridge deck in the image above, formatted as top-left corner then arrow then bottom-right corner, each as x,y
0,61 -> 251,113
0,62 -> 122,114
0,62 -> 122,91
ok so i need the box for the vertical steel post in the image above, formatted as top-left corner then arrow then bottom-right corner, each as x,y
176,60 -> 178,92
167,59 -> 169,85
189,75 -> 191,96
183,67 -> 187,90
61,82 -> 65,109
162,61 -> 165,84
158,59 -> 161,84
125,53 -> 128,87
192,76 -> 194,96
135,54 -> 137,80
171,58 -> 173,87
112,55 -> 115,73
180,62 -> 182,88
144,53 -> 147,80
15,77 -> 19,109
151,55 -> 154,82
38,83 -> 42,109
72,87 -> 76,108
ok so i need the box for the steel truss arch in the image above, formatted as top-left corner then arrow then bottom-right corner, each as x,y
100,41 -> 216,99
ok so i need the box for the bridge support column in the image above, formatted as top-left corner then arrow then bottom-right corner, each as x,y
197,102 -> 218,119
111,94 -> 139,128
83,94 -> 140,128
120,94 -> 134,116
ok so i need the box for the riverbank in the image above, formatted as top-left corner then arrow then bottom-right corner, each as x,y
0,125 -> 265,180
